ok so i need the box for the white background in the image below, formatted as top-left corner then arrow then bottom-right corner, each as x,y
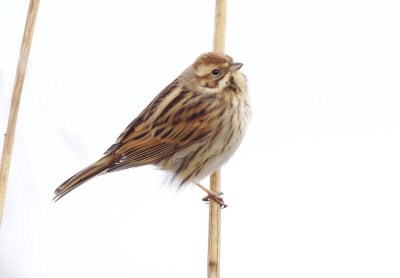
1,0 -> 400,277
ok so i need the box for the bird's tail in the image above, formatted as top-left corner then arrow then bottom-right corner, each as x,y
53,154 -> 115,201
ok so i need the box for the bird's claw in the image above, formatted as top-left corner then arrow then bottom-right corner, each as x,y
202,191 -> 227,208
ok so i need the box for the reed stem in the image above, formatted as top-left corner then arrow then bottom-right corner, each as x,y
0,0 -> 40,224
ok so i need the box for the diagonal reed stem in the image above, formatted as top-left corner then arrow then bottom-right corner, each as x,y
0,0 -> 40,225
208,1 -> 226,277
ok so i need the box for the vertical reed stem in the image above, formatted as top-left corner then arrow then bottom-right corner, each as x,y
208,1 -> 226,277
0,0 -> 40,224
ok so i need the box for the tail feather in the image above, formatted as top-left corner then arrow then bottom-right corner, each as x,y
53,154 -> 114,201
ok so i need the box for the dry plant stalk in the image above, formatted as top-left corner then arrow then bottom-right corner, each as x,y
0,0 -> 40,224
208,1 -> 226,277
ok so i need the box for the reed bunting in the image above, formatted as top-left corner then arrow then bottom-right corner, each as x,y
54,52 -> 251,207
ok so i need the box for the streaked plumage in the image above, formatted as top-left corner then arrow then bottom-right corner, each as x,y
54,52 -> 251,203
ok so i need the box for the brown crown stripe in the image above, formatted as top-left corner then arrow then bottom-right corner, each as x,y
194,52 -> 233,69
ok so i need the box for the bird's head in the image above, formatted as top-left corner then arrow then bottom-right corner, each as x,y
191,52 -> 243,92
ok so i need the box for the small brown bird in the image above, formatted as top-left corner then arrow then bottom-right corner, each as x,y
54,52 -> 251,207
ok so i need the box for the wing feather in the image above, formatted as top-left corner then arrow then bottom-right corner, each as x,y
104,80 -> 225,172
104,78 -> 179,154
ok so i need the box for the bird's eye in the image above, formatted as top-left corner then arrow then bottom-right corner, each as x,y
211,69 -> 220,76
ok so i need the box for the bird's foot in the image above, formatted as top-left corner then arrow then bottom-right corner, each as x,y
202,191 -> 227,208
194,182 -> 228,208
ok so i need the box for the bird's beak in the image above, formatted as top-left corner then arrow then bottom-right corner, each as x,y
230,62 -> 243,72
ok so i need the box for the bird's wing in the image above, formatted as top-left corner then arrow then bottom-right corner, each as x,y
104,78 -> 180,154
104,81 -> 224,171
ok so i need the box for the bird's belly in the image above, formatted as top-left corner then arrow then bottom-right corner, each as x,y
192,123 -> 246,181
177,102 -> 250,184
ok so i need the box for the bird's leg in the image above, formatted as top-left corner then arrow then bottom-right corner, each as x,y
194,182 -> 227,208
